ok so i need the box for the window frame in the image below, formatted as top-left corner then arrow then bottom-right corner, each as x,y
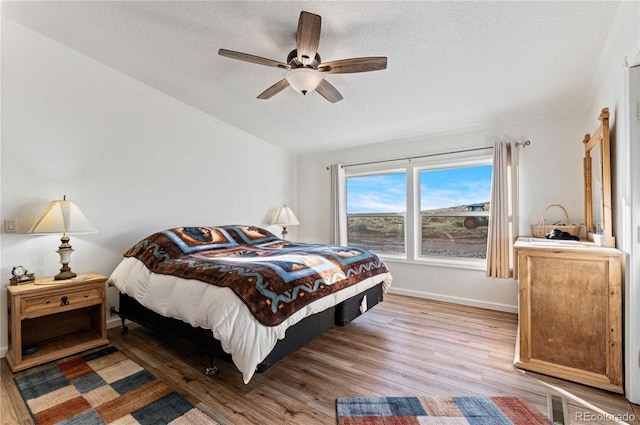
344,168 -> 408,259
414,157 -> 493,270
344,153 -> 493,271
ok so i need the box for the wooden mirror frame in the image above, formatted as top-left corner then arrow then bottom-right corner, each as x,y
584,107 -> 615,247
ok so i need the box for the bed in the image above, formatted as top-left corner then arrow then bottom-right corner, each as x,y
108,225 -> 392,383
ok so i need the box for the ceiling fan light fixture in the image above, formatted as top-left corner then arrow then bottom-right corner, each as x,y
286,68 -> 323,95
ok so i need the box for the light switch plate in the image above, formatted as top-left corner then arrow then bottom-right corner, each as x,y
4,219 -> 16,233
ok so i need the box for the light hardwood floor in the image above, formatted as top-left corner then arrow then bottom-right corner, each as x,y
2,294 -> 638,424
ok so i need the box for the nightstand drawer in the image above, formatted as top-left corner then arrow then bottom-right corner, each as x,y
21,287 -> 102,318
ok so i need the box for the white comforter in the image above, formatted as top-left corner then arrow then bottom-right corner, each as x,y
108,257 -> 392,383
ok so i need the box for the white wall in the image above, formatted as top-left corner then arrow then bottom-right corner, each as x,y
0,20 -> 297,356
297,111 -> 586,312
584,0 -> 640,403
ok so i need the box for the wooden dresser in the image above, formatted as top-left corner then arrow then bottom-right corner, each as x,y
513,237 -> 623,393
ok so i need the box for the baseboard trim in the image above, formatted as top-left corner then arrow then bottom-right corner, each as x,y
387,287 -> 517,314
107,316 -> 125,329
1,345 -> 7,359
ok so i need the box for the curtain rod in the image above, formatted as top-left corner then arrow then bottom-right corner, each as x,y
326,140 -> 530,170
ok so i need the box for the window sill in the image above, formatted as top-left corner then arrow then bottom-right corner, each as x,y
378,255 -> 487,271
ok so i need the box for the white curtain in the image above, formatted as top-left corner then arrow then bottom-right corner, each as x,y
330,163 -> 347,245
486,142 -> 519,278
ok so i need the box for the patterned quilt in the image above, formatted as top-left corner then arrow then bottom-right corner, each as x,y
124,225 -> 390,326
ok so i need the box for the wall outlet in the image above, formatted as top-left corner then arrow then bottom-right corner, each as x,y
4,219 -> 16,233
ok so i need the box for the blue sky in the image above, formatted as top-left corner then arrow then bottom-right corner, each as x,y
347,165 -> 492,213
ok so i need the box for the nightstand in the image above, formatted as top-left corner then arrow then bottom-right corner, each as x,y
5,273 -> 109,372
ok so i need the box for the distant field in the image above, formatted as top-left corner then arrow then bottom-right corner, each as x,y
347,203 -> 489,258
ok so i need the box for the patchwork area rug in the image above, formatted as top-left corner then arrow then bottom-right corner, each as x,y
14,346 -> 218,425
336,396 -> 552,424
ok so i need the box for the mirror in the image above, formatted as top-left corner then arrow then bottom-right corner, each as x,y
584,107 -> 615,247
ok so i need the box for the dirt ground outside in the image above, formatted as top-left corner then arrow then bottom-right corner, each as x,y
348,215 -> 488,258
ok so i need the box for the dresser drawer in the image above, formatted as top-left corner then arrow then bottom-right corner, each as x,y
21,286 -> 103,319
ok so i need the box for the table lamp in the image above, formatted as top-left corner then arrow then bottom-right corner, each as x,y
28,196 -> 97,280
272,204 -> 299,239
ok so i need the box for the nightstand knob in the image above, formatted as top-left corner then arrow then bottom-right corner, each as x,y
60,296 -> 69,306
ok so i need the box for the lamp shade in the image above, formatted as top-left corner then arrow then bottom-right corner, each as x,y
272,204 -> 300,226
285,68 -> 323,94
29,197 -> 97,235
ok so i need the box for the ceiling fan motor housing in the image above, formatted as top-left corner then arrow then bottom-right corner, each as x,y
287,49 -> 321,68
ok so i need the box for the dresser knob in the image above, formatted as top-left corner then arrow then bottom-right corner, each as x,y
60,296 -> 69,306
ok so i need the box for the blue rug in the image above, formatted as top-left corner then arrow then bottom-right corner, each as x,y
336,396 -> 552,424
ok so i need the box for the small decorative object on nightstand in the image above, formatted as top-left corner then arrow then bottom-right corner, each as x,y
9,266 -> 35,285
5,273 -> 109,372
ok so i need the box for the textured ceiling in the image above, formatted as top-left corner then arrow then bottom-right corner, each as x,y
2,1 -> 619,154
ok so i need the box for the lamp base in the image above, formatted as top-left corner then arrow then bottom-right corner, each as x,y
54,267 -> 76,280
55,236 -> 76,280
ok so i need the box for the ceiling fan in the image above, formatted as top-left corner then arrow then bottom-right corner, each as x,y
218,11 -> 387,103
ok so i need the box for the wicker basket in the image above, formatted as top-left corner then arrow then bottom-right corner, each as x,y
530,204 -> 582,238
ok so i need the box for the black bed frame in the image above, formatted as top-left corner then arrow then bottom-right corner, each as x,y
116,282 -> 384,376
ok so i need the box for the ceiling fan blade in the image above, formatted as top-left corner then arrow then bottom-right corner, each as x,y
318,57 -> 387,74
257,79 -> 290,99
296,11 -> 321,66
315,79 -> 343,103
218,49 -> 290,69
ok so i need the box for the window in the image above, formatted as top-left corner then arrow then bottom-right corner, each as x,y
419,165 -> 492,259
344,157 -> 492,267
346,172 -> 406,255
